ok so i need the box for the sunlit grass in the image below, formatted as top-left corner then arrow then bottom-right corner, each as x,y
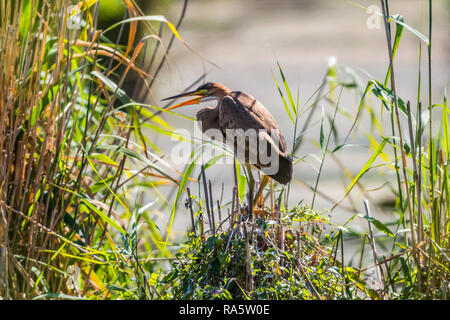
0,0 -> 186,299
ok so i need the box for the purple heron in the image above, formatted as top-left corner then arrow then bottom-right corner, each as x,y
163,82 -> 293,210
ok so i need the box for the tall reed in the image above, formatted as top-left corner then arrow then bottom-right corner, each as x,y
0,0 -> 185,299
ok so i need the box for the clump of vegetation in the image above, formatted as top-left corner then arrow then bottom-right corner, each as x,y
159,204 -> 378,300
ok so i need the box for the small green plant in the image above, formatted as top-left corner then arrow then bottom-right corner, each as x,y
158,204 -> 378,300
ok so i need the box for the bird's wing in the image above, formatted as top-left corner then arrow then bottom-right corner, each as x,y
218,92 -> 293,184
218,92 -> 289,156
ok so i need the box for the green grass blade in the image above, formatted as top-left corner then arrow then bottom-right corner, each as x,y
277,61 -> 297,116
272,72 -> 295,124
344,137 -> 390,198
357,213 -> 394,237
163,151 -> 200,247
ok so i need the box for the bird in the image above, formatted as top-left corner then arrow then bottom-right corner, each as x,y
162,82 -> 293,211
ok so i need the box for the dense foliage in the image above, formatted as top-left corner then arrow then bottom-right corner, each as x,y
160,205 -> 378,300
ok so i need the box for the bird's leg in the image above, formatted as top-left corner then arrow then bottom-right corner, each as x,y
254,175 -> 270,210
245,163 -> 255,221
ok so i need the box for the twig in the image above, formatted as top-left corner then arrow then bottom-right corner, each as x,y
220,182 -> 224,205
406,101 -> 424,244
200,165 -> 212,236
233,157 -> 241,209
217,200 -> 222,232
229,187 -> 237,232
208,180 -> 216,236
363,199 -> 386,297
270,179 -> 274,215
243,223 -> 254,292
199,209 -> 205,243
417,100 -> 423,234
186,187 -> 196,235
225,227 -> 235,253
359,240 -> 426,273
215,212 -> 231,232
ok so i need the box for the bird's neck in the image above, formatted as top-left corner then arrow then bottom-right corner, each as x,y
213,84 -> 232,99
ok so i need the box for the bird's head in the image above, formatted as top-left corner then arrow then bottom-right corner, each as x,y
162,82 -> 231,110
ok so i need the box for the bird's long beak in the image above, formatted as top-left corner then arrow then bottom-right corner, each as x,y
162,89 -> 207,110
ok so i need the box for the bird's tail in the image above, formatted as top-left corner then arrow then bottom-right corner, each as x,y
268,154 -> 293,185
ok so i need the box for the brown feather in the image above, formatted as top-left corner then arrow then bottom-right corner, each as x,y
192,83 -> 293,184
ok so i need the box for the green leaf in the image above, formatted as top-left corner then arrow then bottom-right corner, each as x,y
273,72 -> 295,125
163,150 -> 200,247
384,14 -> 404,85
371,80 -> 409,117
203,153 -> 225,171
81,198 -> 127,235
344,137 -> 390,198
332,144 -> 358,153
357,213 -> 394,237
388,14 -> 429,45
162,270 -> 178,283
96,145 -> 177,183
236,162 -> 247,202
103,15 -> 182,42
91,153 -> 118,166
277,61 -> 297,116
90,176 -> 115,194
19,0 -> 35,39
148,273 -> 159,286
319,120 -> 325,152
91,70 -> 131,105
442,90 -> 449,155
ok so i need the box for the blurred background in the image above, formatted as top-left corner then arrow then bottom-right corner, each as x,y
98,0 -> 449,254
